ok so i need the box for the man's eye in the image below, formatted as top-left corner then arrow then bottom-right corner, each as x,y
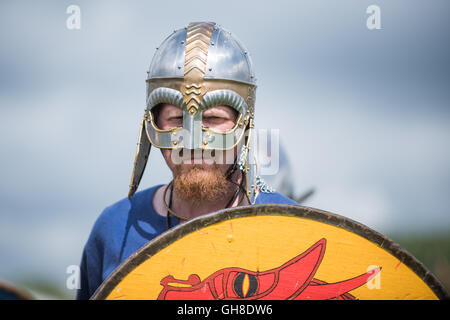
204,116 -> 223,121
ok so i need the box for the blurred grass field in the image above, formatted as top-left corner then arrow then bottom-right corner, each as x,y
389,230 -> 450,293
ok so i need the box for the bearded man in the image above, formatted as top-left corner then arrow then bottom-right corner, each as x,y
76,22 -> 297,300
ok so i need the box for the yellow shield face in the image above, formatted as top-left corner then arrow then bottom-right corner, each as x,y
92,205 -> 448,300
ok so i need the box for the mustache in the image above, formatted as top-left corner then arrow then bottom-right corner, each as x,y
173,163 -> 222,175
179,149 -> 216,158
173,149 -> 219,165
170,148 -> 238,166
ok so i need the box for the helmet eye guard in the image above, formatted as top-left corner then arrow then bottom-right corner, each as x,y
145,88 -> 250,150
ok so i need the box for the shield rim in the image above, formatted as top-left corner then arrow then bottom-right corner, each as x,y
0,281 -> 34,300
91,204 -> 449,300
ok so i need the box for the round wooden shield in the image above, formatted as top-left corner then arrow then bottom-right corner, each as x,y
92,204 -> 449,300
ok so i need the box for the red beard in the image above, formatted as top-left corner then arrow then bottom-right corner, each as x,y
173,163 -> 231,203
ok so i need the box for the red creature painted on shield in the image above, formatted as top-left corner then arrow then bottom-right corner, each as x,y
157,238 -> 381,300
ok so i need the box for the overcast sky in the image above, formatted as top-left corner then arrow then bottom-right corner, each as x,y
1,0 -> 449,294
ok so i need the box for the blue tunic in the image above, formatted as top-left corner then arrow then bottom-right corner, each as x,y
76,185 -> 297,299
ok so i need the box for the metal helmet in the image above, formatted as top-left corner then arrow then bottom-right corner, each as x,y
129,22 -> 267,204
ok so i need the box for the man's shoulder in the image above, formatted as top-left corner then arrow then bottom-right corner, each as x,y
92,185 -> 162,236
255,191 -> 298,205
